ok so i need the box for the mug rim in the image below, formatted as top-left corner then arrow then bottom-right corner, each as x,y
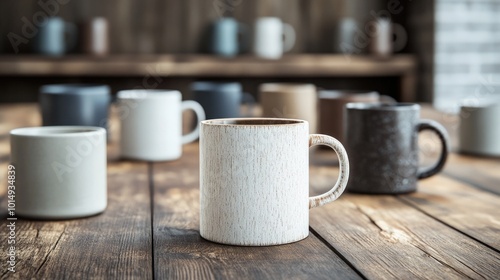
346,103 -> 420,111
191,81 -> 242,92
460,100 -> 500,109
10,126 -> 105,138
40,84 -> 110,95
202,118 -> 306,126
117,89 -> 181,100
319,90 -> 379,99
259,83 -> 316,93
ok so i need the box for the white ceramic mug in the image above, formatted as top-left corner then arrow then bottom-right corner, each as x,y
459,102 -> 500,156
200,118 -> 349,246
118,90 -> 205,161
10,126 -> 107,219
253,17 -> 295,59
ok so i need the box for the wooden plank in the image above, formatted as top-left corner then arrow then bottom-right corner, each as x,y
0,104 -> 152,279
0,54 -> 417,77
308,163 -> 500,279
152,144 -> 362,279
400,175 -> 500,250
443,153 -> 500,195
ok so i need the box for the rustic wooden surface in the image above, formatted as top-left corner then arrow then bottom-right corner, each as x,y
1,103 -> 499,279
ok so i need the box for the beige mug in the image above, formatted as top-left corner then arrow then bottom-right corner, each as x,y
319,90 -> 395,143
259,83 -> 317,133
199,118 -> 349,246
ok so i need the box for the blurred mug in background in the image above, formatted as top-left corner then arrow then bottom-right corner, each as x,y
191,81 -> 255,119
319,90 -> 395,144
34,17 -> 77,56
253,17 -> 295,59
259,83 -> 317,133
81,17 -> 109,56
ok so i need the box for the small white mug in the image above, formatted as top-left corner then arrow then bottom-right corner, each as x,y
459,102 -> 500,156
117,90 -> 205,161
10,126 -> 107,219
200,118 -> 349,246
253,17 -> 295,59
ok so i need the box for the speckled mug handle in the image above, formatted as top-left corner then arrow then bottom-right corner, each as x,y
308,134 -> 350,209
417,119 -> 450,179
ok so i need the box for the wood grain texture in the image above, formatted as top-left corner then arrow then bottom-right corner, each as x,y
309,191 -> 500,279
0,54 -> 417,77
400,175 -> 500,251
443,153 -> 500,195
153,143 -> 362,279
0,104 -> 152,279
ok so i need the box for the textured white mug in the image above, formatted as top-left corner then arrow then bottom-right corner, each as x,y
10,126 -> 107,219
118,90 -> 205,161
459,102 -> 500,156
200,118 -> 349,246
253,17 -> 295,59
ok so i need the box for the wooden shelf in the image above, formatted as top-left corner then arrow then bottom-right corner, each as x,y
0,54 -> 416,77
0,54 -> 417,101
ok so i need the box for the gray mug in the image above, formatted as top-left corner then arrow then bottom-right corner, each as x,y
191,81 -> 255,120
345,103 -> 449,194
40,84 -> 111,131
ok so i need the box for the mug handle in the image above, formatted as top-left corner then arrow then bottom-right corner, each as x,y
240,92 -> 256,117
282,23 -> 296,52
416,119 -> 450,179
181,100 -> 206,144
309,134 -> 349,209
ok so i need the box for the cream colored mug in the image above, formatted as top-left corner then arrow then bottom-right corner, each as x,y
199,118 -> 349,246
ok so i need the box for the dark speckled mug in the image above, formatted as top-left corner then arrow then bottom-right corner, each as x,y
345,103 -> 449,194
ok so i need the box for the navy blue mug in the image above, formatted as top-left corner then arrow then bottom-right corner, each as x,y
40,84 -> 112,131
191,82 -> 255,119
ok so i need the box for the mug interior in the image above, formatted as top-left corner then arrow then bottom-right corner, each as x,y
191,81 -> 242,92
319,90 -> 378,99
346,103 -> 419,111
117,89 -> 180,100
10,126 -> 104,137
202,118 -> 305,126
40,84 -> 110,95
259,83 -> 315,93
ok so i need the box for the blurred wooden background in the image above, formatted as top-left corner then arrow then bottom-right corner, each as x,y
0,0 -> 409,54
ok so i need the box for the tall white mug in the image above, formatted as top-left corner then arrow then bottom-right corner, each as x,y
253,17 -> 296,59
118,90 -> 205,161
200,118 -> 349,246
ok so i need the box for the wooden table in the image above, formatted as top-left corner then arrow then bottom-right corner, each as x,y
1,104 -> 499,279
